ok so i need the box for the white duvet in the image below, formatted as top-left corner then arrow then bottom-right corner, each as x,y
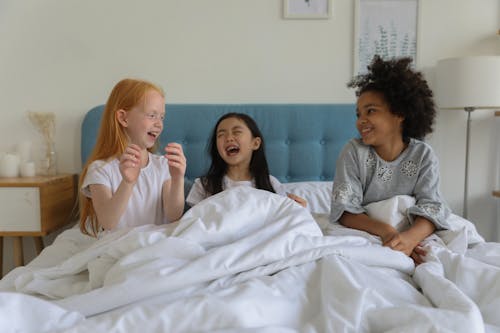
0,187 -> 499,333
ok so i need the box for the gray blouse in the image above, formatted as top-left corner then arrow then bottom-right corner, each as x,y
330,138 -> 450,229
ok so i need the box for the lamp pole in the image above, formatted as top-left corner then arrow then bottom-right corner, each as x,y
463,107 -> 474,219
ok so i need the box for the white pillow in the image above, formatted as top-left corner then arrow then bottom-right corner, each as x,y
281,181 -> 332,214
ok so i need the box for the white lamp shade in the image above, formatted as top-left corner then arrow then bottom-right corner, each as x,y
435,56 -> 500,109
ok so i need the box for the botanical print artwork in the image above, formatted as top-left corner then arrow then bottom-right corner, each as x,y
357,0 -> 418,74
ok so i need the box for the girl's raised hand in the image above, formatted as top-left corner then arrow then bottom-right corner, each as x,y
164,143 -> 186,180
119,144 -> 141,184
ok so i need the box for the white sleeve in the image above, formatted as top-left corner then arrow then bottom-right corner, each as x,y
81,160 -> 112,198
269,175 -> 286,196
186,178 -> 210,207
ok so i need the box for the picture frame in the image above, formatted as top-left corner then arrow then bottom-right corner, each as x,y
353,0 -> 420,75
283,0 -> 331,19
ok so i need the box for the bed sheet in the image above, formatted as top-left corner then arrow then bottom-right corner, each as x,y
0,187 -> 499,333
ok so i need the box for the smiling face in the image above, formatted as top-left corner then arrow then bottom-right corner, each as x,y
356,90 -> 404,149
215,117 -> 261,171
117,89 -> 165,150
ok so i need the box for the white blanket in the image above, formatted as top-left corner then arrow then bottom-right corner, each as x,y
1,188 -> 499,333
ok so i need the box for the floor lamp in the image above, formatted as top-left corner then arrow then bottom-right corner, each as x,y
435,56 -> 500,219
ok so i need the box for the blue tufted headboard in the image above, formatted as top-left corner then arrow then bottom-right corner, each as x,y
81,104 -> 357,183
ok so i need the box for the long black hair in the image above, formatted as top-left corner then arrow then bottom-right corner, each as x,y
201,112 -> 275,195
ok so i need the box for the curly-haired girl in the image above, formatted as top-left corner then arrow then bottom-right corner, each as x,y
329,55 -> 450,264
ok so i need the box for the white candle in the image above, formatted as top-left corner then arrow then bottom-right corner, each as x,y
1,153 -> 20,177
20,161 -> 36,177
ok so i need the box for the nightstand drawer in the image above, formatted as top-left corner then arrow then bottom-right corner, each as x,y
0,187 -> 41,232
0,174 -> 78,276
0,174 -> 77,236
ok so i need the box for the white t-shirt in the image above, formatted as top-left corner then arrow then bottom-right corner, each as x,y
186,174 -> 285,207
81,153 -> 171,230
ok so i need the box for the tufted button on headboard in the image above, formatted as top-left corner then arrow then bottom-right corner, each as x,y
81,104 -> 357,183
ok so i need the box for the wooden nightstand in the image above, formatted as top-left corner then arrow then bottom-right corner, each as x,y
0,174 -> 78,276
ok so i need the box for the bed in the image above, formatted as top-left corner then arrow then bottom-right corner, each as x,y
1,104 -> 499,333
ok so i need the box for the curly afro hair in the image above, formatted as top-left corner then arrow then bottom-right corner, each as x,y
347,55 -> 436,140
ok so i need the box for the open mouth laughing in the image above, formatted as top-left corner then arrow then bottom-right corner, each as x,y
359,126 -> 373,138
147,131 -> 159,140
225,145 -> 240,156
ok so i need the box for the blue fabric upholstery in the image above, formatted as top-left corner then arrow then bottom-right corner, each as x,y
81,104 -> 357,183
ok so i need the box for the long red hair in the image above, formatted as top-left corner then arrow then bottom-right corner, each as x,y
79,78 -> 164,237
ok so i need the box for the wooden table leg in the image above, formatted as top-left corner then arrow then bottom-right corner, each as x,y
0,237 -> 3,277
34,236 -> 44,255
13,236 -> 24,267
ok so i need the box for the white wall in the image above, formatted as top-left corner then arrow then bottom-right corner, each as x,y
1,0 -> 499,275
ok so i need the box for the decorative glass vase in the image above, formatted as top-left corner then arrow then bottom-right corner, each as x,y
47,147 -> 57,176
27,111 -> 56,176
41,143 -> 57,176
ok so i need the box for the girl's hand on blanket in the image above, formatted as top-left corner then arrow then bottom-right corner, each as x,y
380,225 -> 398,246
286,193 -> 307,208
410,245 -> 427,265
120,144 -> 142,184
383,231 -> 420,258
164,143 -> 186,180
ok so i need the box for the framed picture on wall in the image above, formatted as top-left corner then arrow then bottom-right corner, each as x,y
283,0 -> 331,19
354,0 -> 419,75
